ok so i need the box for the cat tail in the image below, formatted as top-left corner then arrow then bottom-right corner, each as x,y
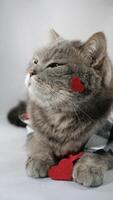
7,101 -> 26,127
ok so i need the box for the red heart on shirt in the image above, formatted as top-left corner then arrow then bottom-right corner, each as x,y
23,112 -> 30,120
70,77 -> 85,93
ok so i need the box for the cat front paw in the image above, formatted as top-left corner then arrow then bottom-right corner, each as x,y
72,163 -> 104,187
26,157 -> 48,178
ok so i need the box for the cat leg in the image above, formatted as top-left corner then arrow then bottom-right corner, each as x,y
72,152 -> 113,187
25,133 -> 55,178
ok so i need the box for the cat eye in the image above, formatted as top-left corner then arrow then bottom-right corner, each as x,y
33,59 -> 38,65
46,63 -> 64,69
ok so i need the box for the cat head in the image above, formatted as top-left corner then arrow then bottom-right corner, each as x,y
25,30 -> 113,109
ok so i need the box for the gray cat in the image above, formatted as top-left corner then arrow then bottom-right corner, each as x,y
25,30 -> 113,187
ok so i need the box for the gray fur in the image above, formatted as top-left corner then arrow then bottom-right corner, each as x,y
25,31 -> 113,187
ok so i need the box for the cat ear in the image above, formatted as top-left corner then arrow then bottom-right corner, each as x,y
49,29 -> 61,42
81,32 -> 107,67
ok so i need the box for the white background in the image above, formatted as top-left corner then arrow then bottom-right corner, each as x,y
0,0 -> 113,115
0,1 -> 113,200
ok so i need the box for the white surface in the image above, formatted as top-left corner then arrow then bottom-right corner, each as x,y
0,117 -> 113,200
1,1 -> 113,199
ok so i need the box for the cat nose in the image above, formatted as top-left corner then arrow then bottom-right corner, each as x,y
29,69 -> 36,77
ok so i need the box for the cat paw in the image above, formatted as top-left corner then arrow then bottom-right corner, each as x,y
72,163 -> 104,187
26,157 -> 48,178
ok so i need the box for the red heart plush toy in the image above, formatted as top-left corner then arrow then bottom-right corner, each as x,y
48,152 -> 84,181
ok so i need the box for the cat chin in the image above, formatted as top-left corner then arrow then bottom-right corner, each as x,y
25,73 -> 69,107
30,95 -> 50,107
28,85 -> 51,107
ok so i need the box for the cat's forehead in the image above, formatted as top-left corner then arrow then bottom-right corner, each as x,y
33,40 -> 81,64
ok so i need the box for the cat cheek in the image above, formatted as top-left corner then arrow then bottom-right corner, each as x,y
25,73 -> 30,88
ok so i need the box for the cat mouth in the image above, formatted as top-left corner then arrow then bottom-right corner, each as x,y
25,73 -> 38,89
